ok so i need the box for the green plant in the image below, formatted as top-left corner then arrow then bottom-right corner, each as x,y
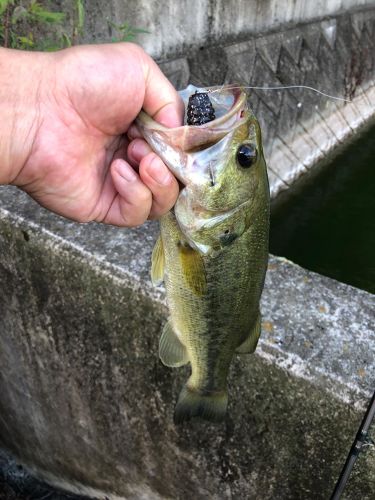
107,20 -> 149,43
0,1 -> 148,51
71,0 -> 84,45
0,0 -> 67,49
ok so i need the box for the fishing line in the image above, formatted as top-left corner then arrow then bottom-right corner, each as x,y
209,84 -> 351,103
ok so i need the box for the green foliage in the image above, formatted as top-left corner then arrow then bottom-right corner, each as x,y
71,0 -> 84,44
28,1 -> 65,24
0,1 -> 66,49
17,33 -> 34,49
108,20 -> 149,43
1,1 -> 149,50
76,0 -> 84,32
0,0 -> 13,17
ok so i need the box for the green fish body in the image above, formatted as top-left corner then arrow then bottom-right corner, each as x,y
137,85 -> 270,423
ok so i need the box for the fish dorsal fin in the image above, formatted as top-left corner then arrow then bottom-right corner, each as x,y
236,312 -> 261,354
159,319 -> 189,367
178,243 -> 207,296
151,235 -> 165,286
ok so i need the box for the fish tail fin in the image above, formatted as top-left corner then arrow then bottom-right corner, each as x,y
174,384 -> 228,424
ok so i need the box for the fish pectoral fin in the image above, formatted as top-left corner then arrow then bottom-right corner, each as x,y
151,235 -> 165,285
178,243 -> 207,296
159,320 -> 189,368
236,312 -> 261,354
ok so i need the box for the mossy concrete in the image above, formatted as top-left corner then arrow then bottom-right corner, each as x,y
0,188 -> 373,499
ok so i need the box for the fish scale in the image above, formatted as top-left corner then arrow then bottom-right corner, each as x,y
136,85 -> 270,423
164,207 -> 268,386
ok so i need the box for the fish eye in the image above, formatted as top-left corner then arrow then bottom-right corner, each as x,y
236,144 -> 257,168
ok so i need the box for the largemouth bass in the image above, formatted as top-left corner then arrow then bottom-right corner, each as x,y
136,85 -> 270,423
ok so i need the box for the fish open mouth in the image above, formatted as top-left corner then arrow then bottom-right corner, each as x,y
135,85 -> 250,186
136,85 -> 249,151
179,85 -> 248,140
180,85 -> 244,125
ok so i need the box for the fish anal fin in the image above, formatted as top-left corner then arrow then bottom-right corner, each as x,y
236,313 -> 261,354
159,320 -> 189,368
151,235 -> 165,285
178,243 -> 207,296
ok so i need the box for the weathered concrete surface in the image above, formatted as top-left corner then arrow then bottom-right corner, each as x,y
82,0 -> 374,60
0,449 -> 89,500
0,187 -> 374,499
156,8 -> 375,198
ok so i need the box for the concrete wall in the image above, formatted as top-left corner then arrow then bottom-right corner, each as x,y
0,187 -> 374,499
155,8 -> 375,197
82,0 -> 374,59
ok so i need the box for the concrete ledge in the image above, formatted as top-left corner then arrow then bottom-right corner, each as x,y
0,188 -> 374,498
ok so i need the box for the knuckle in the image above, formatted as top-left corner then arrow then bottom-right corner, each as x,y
119,208 -> 147,228
159,185 -> 179,208
137,188 -> 152,206
120,189 -> 151,227
124,218 -> 144,228
149,197 -> 175,220
75,214 -> 92,223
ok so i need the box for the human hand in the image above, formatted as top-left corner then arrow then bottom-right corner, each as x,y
0,43 -> 183,226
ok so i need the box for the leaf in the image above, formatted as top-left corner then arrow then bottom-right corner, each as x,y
34,36 -> 61,51
43,44 -> 61,52
76,0 -> 84,32
120,33 -> 136,42
107,19 -> 149,43
28,1 -> 65,24
130,27 -> 150,34
11,6 -> 28,23
0,0 -> 13,16
61,32 -> 72,48
17,34 -> 34,48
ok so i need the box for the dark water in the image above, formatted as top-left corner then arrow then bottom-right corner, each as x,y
270,122 -> 375,294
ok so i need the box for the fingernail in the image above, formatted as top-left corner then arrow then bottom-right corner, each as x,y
156,108 -> 183,128
148,156 -> 172,185
117,160 -> 137,182
130,140 -> 152,161
127,124 -> 142,140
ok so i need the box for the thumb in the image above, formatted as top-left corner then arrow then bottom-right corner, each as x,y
139,48 -> 185,128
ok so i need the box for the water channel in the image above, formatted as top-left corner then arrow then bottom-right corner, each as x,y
270,121 -> 375,295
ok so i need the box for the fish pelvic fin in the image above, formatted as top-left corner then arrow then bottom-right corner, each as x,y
159,319 -> 189,368
174,384 -> 228,424
236,311 -> 261,354
151,235 -> 165,286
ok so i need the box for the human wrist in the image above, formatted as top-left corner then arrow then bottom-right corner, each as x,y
0,48 -> 50,185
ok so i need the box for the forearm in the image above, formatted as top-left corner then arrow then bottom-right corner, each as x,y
0,48 -> 48,185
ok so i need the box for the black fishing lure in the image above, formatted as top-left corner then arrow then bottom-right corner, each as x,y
186,91 -> 215,126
